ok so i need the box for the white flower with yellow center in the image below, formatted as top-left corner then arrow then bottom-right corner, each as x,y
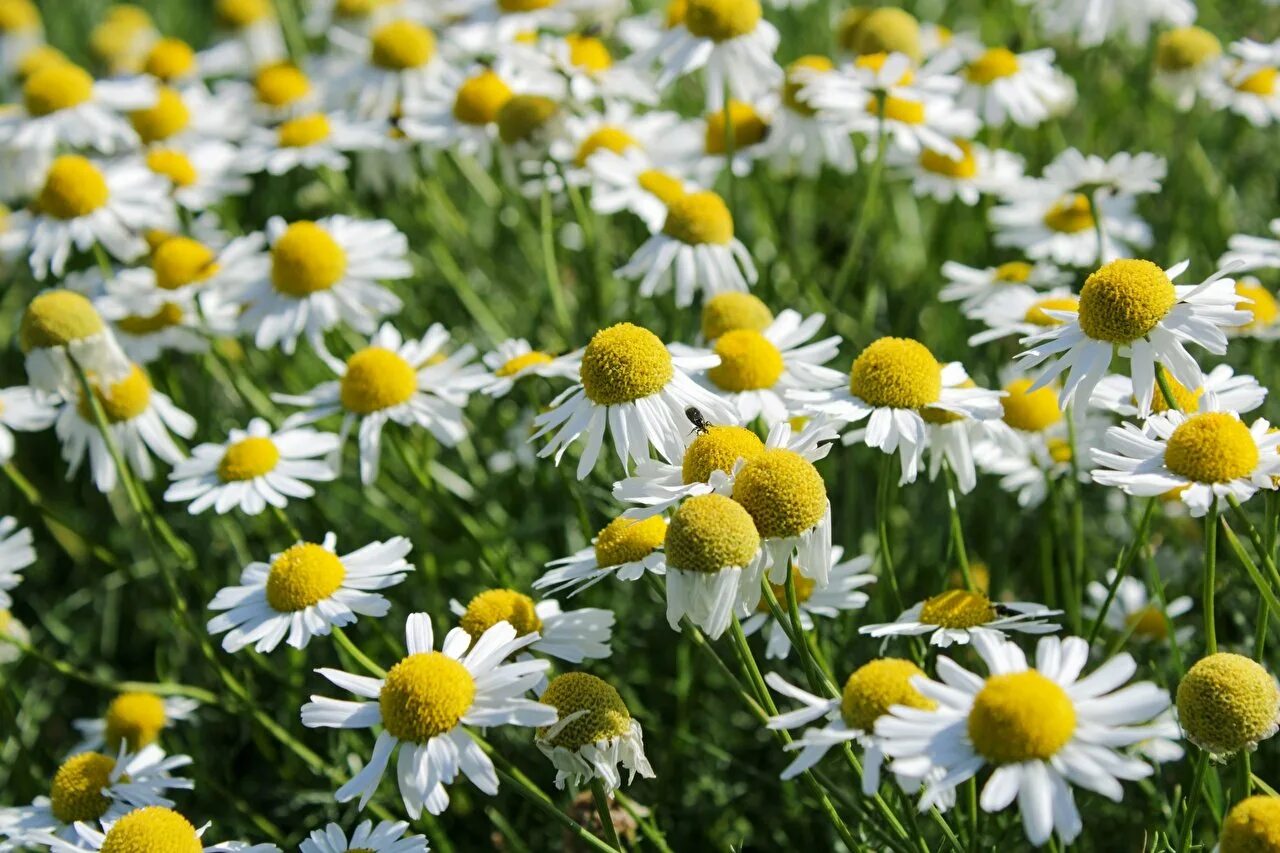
478,338 -> 579,397
165,418 -> 338,516
535,672 -> 655,793
275,323 -> 485,484
8,155 -> 175,280
635,0 -> 782,109
531,321 -> 736,479
448,0 -> 601,50
1209,39 -> 1280,126
0,60 -> 155,155
302,612 -> 557,817
795,336 -> 1002,484
892,137 -> 1025,206
1176,652 -> 1280,759
584,147 -> 697,232
967,287 -> 1079,345
1041,148 -> 1167,199
2,746 -> 193,845
144,140 -> 253,211
301,818 -> 427,853
35,804 -> 279,853
0,516 -> 35,611
126,83 -> 247,150
689,97 -> 776,179
138,36 -> 202,86
1221,218 -> 1280,275
1016,0 -> 1195,48
944,45 -> 1075,128
834,7 -> 923,63
88,5 -> 159,77
940,259 -> 1069,315
200,0 -> 287,76
989,182 -> 1153,267
1091,365 -> 1266,418
760,55 -> 858,176
502,32 -> 657,106
616,188 -> 758,306
17,289 -> 133,397
327,18 -> 444,120
225,216 -> 411,354
399,64 -> 526,168
54,362 -> 195,494
877,634 -> 1172,846
1231,277 -> 1280,339
862,589 -> 1061,647
208,532 -> 412,653
449,588 -> 614,664
0,0 -> 43,79
1084,571 -> 1193,645
1154,26 -> 1225,111
0,386 -> 57,463
537,513 -> 668,597
1218,796 -> 1280,852
216,61 -> 322,124
1091,410 -> 1280,516
304,0 -> 409,38
662,492 -> 764,639
71,692 -> 200,756
1018,259 -> 1250,414
741,548 -> 874,659
546,104 -> 692,191
240,111 -> 388,176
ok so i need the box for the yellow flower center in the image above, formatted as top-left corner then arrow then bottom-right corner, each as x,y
100,806 -> 202,853
758,565 -> 816,612
104,692 -> 168,751
0,0 -> 39,31
965,47 -> 1019,84
919,140 -> 977,179
271,221 -> 347,296
704,100 -> 769,154
370,20 -> 435,70
499,0 -> 557,9
255,63 -> 311,107
662,190 -> 734,246
732,448 -> 827,539
1024,295 -> 1079,327
50,752 -> 116,823
340,347 -> 418,414
840,658 -> 935,731
867,93 -> 925,124
20,289 -> 105,351
593,514 -> 667,567
782,55 -> 833,115
664,0 -> 687,27
708,329 -> 784,392
702,292 -> 772,340
146,149 -> 198,187
277,112 -> 332,147
1042,193 -> 1095,234
839,7 -> 920,61
1001,378 -> 1062,432
919,589 -> 995,629
1236,67 -> 1278,96
969,671 -> 1077,764
682,425 -> 765,484
575,125 -> 639,168
117,303 -> 185,335
452,69 -> 512,125
23,63 -> 93,116
79,365 -> 152,423
1077,259 -> 1176,343
1164,412 -> 1258,484
152,236 -> 219,290
16,46 -> 69,80
265,542 -> 346,612
459,588 -> 543,638
217,436 -> 281,481
143,38 -> 195,82
36,155 -> 109,220
631,172 -> 683,209
948,562 -> 991,595
496,350 -> 554,377
1220,796 -> 1280,853
566,33 -> 612,72
1125,605 -> 1169,640
497,94 -> 558,144
1147,374 -> 1202,414
849,337 -> 941,408
1238,281 -> 1280,330
336,0 -> 389,17
217,0 -> 271,27
1156,26 -> 1221,72
683,0 -> 760,42
579,322 -> 673,405
1177,653 -> 1280,755
539,672 -> 631,749
995,261 -> 1034,283
380,652 -> 476,742
665,493 -> 759,574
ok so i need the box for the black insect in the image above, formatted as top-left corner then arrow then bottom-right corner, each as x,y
685,406 -> 712,436
993,604 -> 1021,618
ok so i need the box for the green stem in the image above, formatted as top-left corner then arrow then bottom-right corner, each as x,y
831,110 -> 888,308
590,778 -> 624,852
540,187 -> 572,335
943,465 -> 974,591
332,626 -> 387,678
1085,498 -> 1157,645
1155,364 -> 1182,413
1204,501 -> 1219,653
272,505 -> 302,541
0,633 -> 217,702
1175,751 -> 1209,853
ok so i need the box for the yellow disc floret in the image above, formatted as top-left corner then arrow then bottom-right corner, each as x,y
840,7 -> 920,61
460,588 -> 543,637
867,93 -> 925,124
1000,378 -> 1062,432
1024,295 -> 1079,327
995,261 -> 1034,283
36,155 -> 109,220
1148,374 -> 1202,414
1238,281 -> 1279,331
100,806 -> 203,853
682,425 -> 765,484
702,292 -> 773,340
499,0 -> 557,9
758,565 -> 816,613
732,448 -> 826,539
849,337 -> 942,408
579,323 -> 673,406
497,94 -> 558,144
664,493 -> 759,574
1177,653 -> 1280,756
919,589 -> 995,629
919,140 -> 977,179
965,47 -> 1019,84
50,752 -> 116,823
104,692 -> 167,751
130,86 -> 190,144
217,0 -> 272,27
265,543 -> 346,612
683,0 -> 760,42
1156,26 -> 1222,72
662,190 -> 734,246
218,436 -> 281,481
117,303 -> 184,336
968,671 -> 1077,764
277,112 -> 332,147
23,63 -> 93,116
1220,796 -> 1280,853
840,658 -> 935,732
575,125 -> 639,168
1236,67 -> 1277,97
594,514 -> 667,567
1077,259 -> 1176,343
340,347 -> 418,414
453,69 -> 512,125
152,237 -> 218,290
146,148 -> 198,187
565,33 -> 613,72
1163,413 -> 1258,483
708,329 -> 784,391
255,63 -> 311,107
1125,605 -> 1170,641
637,169 -> 687,206
80,365 -> 152,423
143,38 -> 196,81
20,289 -> 105,351
1043,193 -> 1095,234
370,20 -> 435,70
782,55 -> 833,115
0,0 -> 40,32
271,221 -> 347,296
539,672 -> 632,750
380,652 -> 476,743
496,350 -> 554,377
704,100 -> 768,155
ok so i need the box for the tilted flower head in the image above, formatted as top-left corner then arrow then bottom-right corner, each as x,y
732,439 -> 833,587
398,63 -> 517,168
1154,26 -> 1224,111
893,137 -> 1026,206
478,338 -> 580,398
989,181 -> 1152,267
663,492 -> 762,639
535,672 -> 655,793
1177,653 -> 1280,758
762,55 -> 858,177
34,803 -> 281,852
0,60 -> 155,155
701,291 -> 774,341
835,6 -> 922,62
451,588 -> 614,664
19,289 -> 132,396
861,588 -> 1061,647
741,547 -> 874,659
1040,149 -> 1167,198
300,818 -> 428,853
1083,571 -> 1193,645
1232,277 -> 1280,339
1206,39 -> 1280,127
946,44 -> 1074,128
239,110 -> 387,177
584,147 -> 698,232
1218,796 -> 1280,853
537,513 -> 668,597
72,692 -> 200,755
201,0 -> 287,75
1221,218 -> 1280,275
1091,364 -> 1267,418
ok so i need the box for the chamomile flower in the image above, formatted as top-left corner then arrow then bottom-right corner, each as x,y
450,589 -> 614,664
71,693 -> 200,755
448,0 -> 599,48
1041,149 -> 1167,198
584,148 -> 696,231
616,189 -> 758,307
989,184 -> 1152,266
201,0 -> 287,75
1220,218 -> 1280,274
139,36 -> 201,86
0,0 -> 42,80
967,287 -> 1078,345
691,98 -> 774,178
1208,39 -> 1280,127
478,339 -> 579,397
740,549 -> 874,659
328,19 -> 444,120
663,492 -> 763,639
1177,652 -> 1280,758
535,672 -> 654,793
1091,365 -> 1266,418
126,84 -> 247,148
1019,260 -> 1249,414
1091,411 -> 1280,517
1219,797 -> 1280,852
835,7 -> 922,62
940,259 -> 1069,315
505,32 -> 656,106
302,612 -> 557,816
0,60 -> 155,155
536,513 -> 668,597
36,805 -> 279,853
700,290 -> 774,341
796,337 -> 1002,484
165,418 -> 338,516
916,367 -> 1009,494
893,139 -> 1024,206
877,634 -> 1172,846
0,386 -> 57,463
948,45 -> 1074,128
144,140 -> 253,211
547,105 -> 691,189
17,289 -> 132,396
275,323 -> 485,484
304,0 -> 409,38
1154,26 -> 1224,111
89,5 -> 158,76
225,216 -> 411,354
0,609 -> 30,665
0,516 -> 34,611
761,55 -> 858,176
240,111 -> 388,176
218,61 -> 322,123
207,533 -> 412,653
861,589 -> 1061,647
55,362 -> 195,494
1020,0 -> 1196,48
1083,571 -> 1193,644
8,155 -> 175,280
399,65 -> 516,166
301,819 -> 427,853
1234,277 -> 1280,339
531,322 -> 736,479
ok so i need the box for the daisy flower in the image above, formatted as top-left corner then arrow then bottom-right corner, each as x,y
1207,39 -> 1280,127
55,362 -> 195,494
989,183 -> 1152,267
535,672 -> 654,793
504,32 -> 656,106
1220,218 -> 1280,274
89,5 -> 159,76
208,533 -> 411,654
304,0 -> 408,37
301,819 -> 427,853
939,259 -> 1069,315
0,516 -> 34,611
71,692 -> 200,755
1219,797 -> 1280,851
448,0 -> 603,48
477,339 -> 579,397
165,418 -> 338,516
861,588 -> 1061,647
835,6 -> 922,62
1176,652 -> 1280,758
225,216 -> 411,355
1234,277 -> 1280,339
126,83 -> 247,149
1090,410 -> 1280,517
877,633 -> 1171,846
301,612 -> 557,817
450,589 -> 614,664
1019,0 -> 1195,48
916,367 -> 1009,494
327,18 -> 444,120
399,65 -> 515,167
662,492 -> 763,639
761,56 -> 858,176
948,45 -> 1074,127
17,289 -> 132,397
967,287 -> 1079,345
700,290 -> 775,341
531,322 -> 736,479
216,61 -> 322,124
691,98 -> 775,179
615,189 -> 758,307
741,548 -> 874,659
893,138 -> 1025,206
0,0 -> 42,80
275,323 -> 484,484
1040,149 -> 1167,198
1154,26 -> 1224,111
0,609 -> 30,665
239,111 -> 388,176
546,104 -> 693,190
1090,364 -> 1267,418
36,805 -> 280,853
0,60 -> 154,155
144,140 -> 253,212
536,513 -> 668,597
8,154 -> 175,280
139,36 -> 202,86
1083,571 -> 1193,644
584,147 -> 697,232
795,336 -> 1002,484
0,386 -> 57,462
201,0 -> 287,75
